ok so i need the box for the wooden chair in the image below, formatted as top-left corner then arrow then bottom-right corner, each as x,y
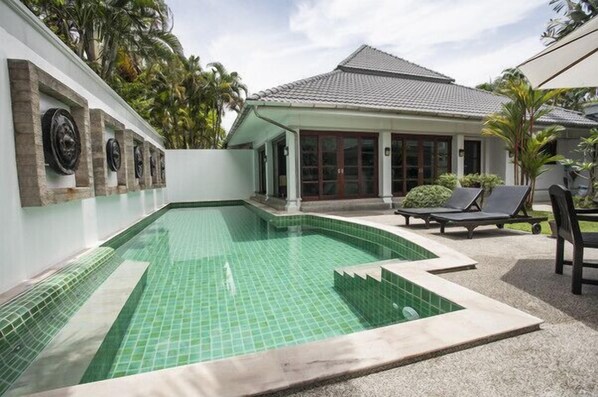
549,184 -> 598,294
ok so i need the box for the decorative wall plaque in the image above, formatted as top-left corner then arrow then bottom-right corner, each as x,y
150,155 -> 156,177
89,109 -> 128,196
41,108 -> 81,175
8,59 -> 93,206
106,138 -> 121,172
125,129 -> 145,191
134,145 -> 144,179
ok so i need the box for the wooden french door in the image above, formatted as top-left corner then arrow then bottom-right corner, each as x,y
300,132 -> 378,200
391,134 -> 451,196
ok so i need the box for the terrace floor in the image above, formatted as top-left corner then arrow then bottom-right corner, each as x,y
283,209 -> 598,397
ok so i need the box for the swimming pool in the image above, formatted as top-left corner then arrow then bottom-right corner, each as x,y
106,205 -> 409,378
1,202 -> 544,396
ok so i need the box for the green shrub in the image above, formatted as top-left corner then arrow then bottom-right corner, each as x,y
460,173 -> 504,193
573,195 -> 598,208
402,185 -> 452,208
435,173 -> 459,190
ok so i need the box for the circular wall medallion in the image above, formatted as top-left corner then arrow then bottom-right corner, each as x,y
106,138 -> 121,172
150,155 -> 156,177
41,108 -> 81,175
134,145 -> 143,178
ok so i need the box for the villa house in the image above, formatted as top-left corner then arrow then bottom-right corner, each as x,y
226,45 -> 598,211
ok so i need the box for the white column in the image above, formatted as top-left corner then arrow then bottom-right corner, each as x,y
265,140 -> 274,197
454,134 -> 465,177
285,131 -> 300,211
253,148 -> 260,194
379,131 -> 393,204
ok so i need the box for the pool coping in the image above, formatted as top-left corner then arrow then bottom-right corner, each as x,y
31,199 -> 543,397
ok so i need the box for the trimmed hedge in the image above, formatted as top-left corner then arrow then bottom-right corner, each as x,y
403,185 -> 452,208
435,173 -> 459,190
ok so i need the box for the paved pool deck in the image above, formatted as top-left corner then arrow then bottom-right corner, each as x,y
283,209 -> 598,397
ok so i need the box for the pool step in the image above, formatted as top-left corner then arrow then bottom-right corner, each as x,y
334,269 -> 402,327
5,260 -> 149,396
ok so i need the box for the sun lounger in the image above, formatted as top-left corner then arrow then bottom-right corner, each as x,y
430,185 -> 547,239
394,187 -> 483,228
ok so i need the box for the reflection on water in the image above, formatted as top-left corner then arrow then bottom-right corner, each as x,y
223,261 -> 236,297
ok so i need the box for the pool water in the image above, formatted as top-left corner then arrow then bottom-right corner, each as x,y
108,206 -> 405,378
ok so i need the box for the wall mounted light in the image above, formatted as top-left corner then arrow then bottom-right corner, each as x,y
384,147 -> 391,156
263,155 -> 267,162
283,146 -> 289,156
458,148 -> 465,157
508,151 -> 514,158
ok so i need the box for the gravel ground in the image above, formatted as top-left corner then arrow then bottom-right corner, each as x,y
280,211 -> 598,397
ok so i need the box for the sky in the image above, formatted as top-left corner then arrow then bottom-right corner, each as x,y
168,0 -> 556,130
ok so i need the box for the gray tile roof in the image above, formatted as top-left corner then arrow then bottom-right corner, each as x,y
229,45 -> 596,140
249,68 -> 596,127
337,45 -> 454,82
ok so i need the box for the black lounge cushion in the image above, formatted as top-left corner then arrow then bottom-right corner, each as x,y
433,185 -> 530,222
394,207 -> 463,215
430,212 -> 510,222
482,185 -> 530,216
443,187 -> 483,210
581,232 -> 598,248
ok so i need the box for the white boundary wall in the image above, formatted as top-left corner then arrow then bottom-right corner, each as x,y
166,150 -> 255,202
0,0 -> 167,294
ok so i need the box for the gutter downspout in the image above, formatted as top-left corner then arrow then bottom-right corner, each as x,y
252,105 -> 301,211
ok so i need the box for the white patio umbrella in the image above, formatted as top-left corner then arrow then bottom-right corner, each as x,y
518,16 -> 598,89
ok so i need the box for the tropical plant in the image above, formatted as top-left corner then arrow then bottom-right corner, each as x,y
20,0 -> 247,149
542,0 -> 598,44
203,62 -> 248,148
482,79 -> 565,204
561,128 -> 598,204
21,0 -> 184,81
476,68 -> 527,93
519,128 -> 565,200
402,185 -> 452,208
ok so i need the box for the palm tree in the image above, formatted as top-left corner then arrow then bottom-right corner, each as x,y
23,0 -> 247,150
22,0 -> 184,80
519,127 -> 564,203
204,62 -> 248,148
482,79 -> 565,204
542,0 -> 598,44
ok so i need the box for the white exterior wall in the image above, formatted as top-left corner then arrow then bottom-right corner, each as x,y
165,150 -> 255,202
0,0 -> 167,294
230,107 -> 595,207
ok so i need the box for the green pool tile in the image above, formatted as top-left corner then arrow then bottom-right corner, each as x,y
98,206 -> 406,379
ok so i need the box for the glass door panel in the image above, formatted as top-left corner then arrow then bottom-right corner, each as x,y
343,137 -> 359,197
391,139 -> 404,195
321,136 -> 338,198
301,136 -> 318,198
464,140 -> 481,175
422,140 -> 434,185
405,139 -> 419,193
437,141 -> 450,175
361,137 -> 376,195
392,135 -> 452,195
